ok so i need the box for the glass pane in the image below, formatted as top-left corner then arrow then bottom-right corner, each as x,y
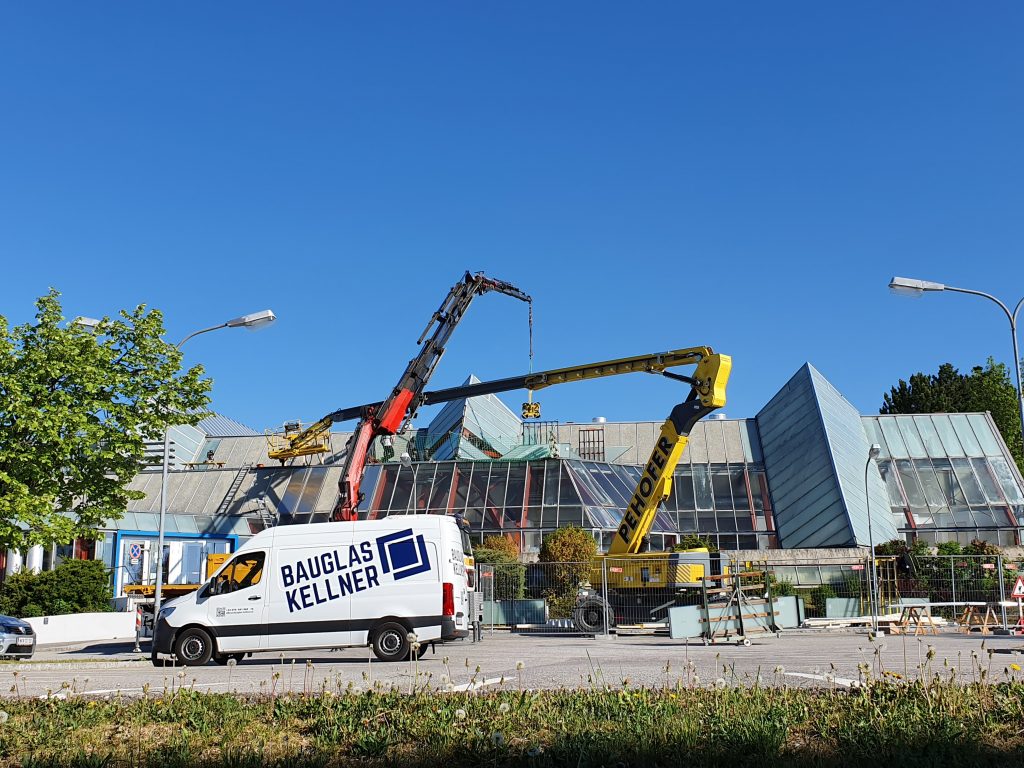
526,463 -> 544,507
862,419 -> 887,457
932,415 -> 965,456
543,461 -> 560,506
451,463 -> 473,512
297,467 -> 328,512
878,462 -> 906,506
505,464 -> 527,511
541,507 -> 558,527
879,419 -> 909,458
558,507 -> 584,526
990,457 -> 1024,503
467,464 -> 489,511
693,465 -> 713,510
696,512 -> 717,532
971,458 -> 1005,504
557,463 -> 582,505
913,460 -> 947,509
675,469 -> 696,511
951,458 -> 987,506
410,463 -> 435,513
360,465 -> 381,510
712,470 -> 733,510
895,418 -> 927,459
949,414 -> 982,456
280,470 -> 308,516
895,460 -> 927,509
717,512 -> 737,531
748,471 -> 765,512
932,459 -> 968,506
428,465 -> 454,511
967,414 -> 1003,456
485,464 -> 509,518
913,416 -> 945,456
389,465 -> 415,513
525,505 -> 542,528
734,510 -> 754,531
677,509 -> 697,531
730,468 -> 750,513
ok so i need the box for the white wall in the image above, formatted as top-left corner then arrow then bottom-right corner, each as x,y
25,612 -> 136,646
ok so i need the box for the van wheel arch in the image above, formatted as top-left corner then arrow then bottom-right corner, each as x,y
367,616 -> 413,640
174,624 -> 222,652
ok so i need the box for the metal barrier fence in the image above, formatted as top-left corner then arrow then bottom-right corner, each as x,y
477,552 -> 1024,635
755,554 -> 1024,628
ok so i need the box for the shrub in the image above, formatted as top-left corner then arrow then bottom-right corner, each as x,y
481,534 -> 520,560
673,534 -> 719,553
0,559 -> 112,618
808,583 -> 836,611
768,574 -> 795,597
539,526 -> 597,618
472,547 -> 525,600
936,541 -> 963,556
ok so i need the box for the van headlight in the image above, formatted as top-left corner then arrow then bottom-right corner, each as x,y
158,606 -> 175,620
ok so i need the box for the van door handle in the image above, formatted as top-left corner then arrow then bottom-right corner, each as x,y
248,596 -> 262,601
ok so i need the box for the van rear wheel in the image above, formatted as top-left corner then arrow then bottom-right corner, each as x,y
174,627 -> 214,666
371,622 -> 411,662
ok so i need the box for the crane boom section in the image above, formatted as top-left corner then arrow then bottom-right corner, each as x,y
607,351 -> 731,555
332,272 -> 531,520
286,347 -> 715,432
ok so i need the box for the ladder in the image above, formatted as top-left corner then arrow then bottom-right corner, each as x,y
216,463 -> 251,516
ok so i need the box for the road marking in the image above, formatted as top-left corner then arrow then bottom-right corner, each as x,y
784,672 -> 858,688
451,677 -> 504,692
40,681 -> 247,699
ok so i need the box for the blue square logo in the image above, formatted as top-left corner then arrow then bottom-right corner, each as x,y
376,529 -> 432,580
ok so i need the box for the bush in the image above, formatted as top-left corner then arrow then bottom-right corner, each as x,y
673,534 -> 719,553
768,574 -> 795,597
539,526 -> 597,618
0,559 -> 112,618
481,534 -> 519,560
472,547 -> 525,600
808,583 -> 836,611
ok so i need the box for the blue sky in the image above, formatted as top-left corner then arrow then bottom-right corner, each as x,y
2,3 -> 1022,432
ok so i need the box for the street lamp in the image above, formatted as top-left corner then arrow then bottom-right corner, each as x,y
152,309 -> 276,634
865,443 -> 882,636
888,276 -> 1024,452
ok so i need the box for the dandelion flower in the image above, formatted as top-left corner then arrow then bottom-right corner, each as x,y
515,661 -> 525,671
773,665 -> 785,675
0,711 -> 8,724
498,702 -> 510,713
455,709 -> 467,720
527,745 -> 544,758
1011,663 -> 1021,672
714,678 -> 727,690
445,682 -> 455,692
491,732 -> 505,747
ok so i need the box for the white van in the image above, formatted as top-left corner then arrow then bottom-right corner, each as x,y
152,516 -> 474,665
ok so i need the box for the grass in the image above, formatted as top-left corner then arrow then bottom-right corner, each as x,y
1,676 -> 1023,767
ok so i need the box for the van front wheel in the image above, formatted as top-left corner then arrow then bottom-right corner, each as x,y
174,627 -> 214,666
371,622 -> 411,662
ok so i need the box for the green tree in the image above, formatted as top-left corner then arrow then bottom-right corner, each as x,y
0,290 -> 212,549
481,534 -> 520,560
539,526 -> 598,618
881,358 -> 1023,473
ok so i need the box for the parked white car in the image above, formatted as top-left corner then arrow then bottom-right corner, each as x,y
0,615 -> 35,659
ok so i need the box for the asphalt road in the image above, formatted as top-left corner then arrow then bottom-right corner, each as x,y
5,629 -> 1024,699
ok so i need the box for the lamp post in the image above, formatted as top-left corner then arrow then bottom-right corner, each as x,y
152,310 -> 276,629
888,276 -> 1024,450
865,443 -> 882,636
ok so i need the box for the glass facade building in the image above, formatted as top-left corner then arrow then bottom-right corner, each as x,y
11,361 -> 1024,594
863,414 -> 1024,546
